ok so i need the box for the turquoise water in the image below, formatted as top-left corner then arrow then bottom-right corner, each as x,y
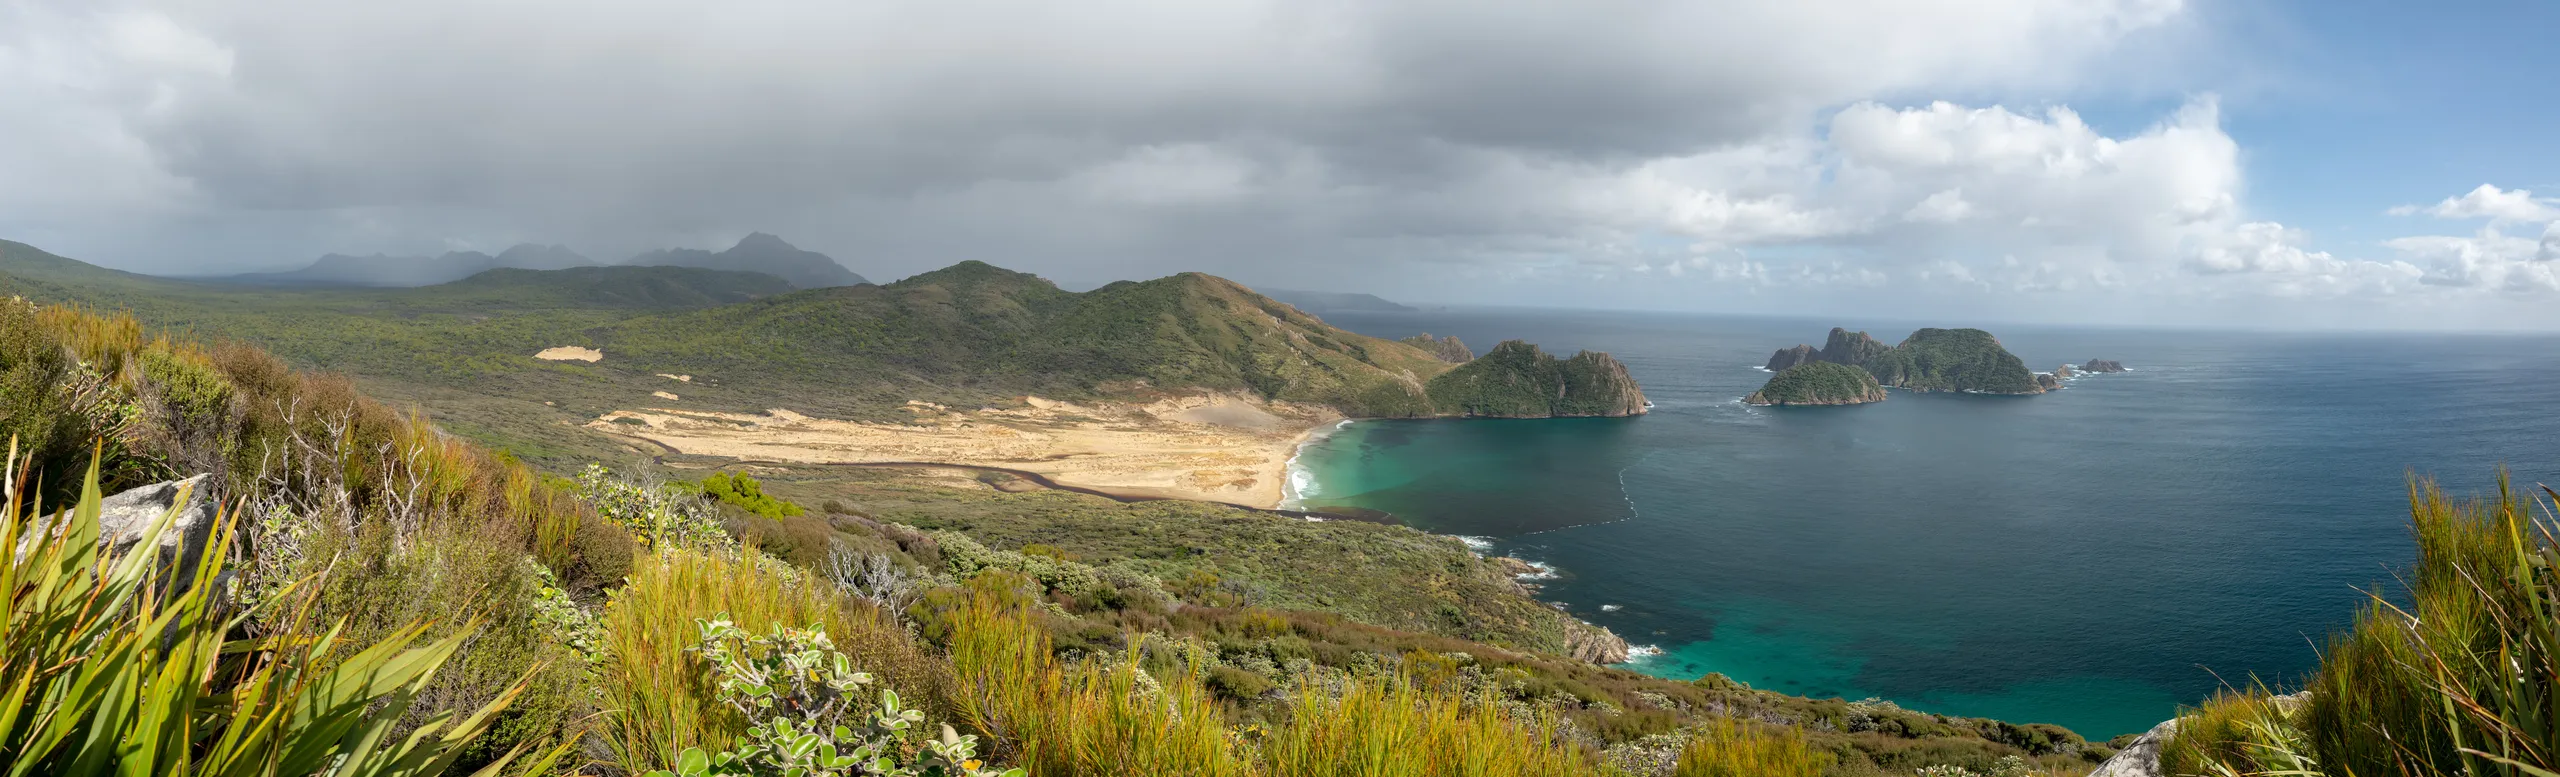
1293,309 -> 2560,738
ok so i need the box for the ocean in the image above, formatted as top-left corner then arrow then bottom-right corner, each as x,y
1288,307 -> 2560,739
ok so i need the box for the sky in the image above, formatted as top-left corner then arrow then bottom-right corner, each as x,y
2,0 -> 2556,330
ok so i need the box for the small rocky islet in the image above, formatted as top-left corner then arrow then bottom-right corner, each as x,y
1749,326 -> 2126,406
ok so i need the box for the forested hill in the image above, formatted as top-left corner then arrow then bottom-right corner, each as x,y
0,241 -> 1646,421
595,261 -> 1462,416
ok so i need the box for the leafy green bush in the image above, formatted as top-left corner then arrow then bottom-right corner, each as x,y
643,616 -> 1019,777
600,545 -> 951,775
698,471 -> 805,519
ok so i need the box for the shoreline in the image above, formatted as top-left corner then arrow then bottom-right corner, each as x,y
587,393 -> 1340,510
1278,418 -> 1354,510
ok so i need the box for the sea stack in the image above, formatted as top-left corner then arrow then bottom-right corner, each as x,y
2081,359 -> 2127,373
1748,362 -> 1887,406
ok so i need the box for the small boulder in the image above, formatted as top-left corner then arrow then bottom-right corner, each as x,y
98,475 -> 218,585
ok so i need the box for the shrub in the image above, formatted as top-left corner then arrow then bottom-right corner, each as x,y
643,616 -> 1019,777
1206,666 -> 1276,702
697,471 -> 805,520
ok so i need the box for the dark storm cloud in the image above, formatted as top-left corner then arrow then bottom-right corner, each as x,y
7,0 -> 2220,302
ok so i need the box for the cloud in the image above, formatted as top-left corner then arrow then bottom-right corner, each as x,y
1,0 -> 2194,275
2391,184 -> 2560,223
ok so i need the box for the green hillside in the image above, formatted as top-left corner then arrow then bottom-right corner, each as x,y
1866,328 -> 2043,394
1423,340 -> 1650,417
1747,361 -> 1887,406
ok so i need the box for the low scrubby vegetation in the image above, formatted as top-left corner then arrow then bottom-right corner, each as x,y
2,299 -> 2105,775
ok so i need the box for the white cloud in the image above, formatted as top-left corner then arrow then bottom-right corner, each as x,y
2390,184 -> 2560,223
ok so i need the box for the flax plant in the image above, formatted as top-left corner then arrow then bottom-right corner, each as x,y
0,450 -> 553,776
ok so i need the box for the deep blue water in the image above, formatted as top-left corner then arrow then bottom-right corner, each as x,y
1292,308 -> 2560,739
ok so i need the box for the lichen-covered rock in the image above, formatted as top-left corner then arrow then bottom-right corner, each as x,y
1400,333 -> 1476,362
97,475 -> 216,585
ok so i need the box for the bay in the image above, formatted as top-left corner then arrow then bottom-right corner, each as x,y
1294,307 -> 2560,738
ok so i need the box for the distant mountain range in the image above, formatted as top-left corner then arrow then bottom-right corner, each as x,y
623,232 -> 866,289
1258,288 -> 1418,314
213,233 -> 866,290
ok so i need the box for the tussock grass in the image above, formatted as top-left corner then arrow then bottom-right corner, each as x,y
947,580 -> 1250,776
1263,672 -> 1605,777
1671,718 -> 1831,777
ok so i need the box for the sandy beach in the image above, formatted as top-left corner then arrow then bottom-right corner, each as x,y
586,393 -> 1339,509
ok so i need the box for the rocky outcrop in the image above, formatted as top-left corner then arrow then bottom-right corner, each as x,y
1562,621 -> 1633,664
1424,340 -> 1650,418
2036,372 -> 2062,391
2054,364 -> 2078,379
1764,344 -> 1819,371
2086,718 -> 2176,777
1401,333 -> 1476,363
2082,359 -> 2127,373
1819,327 -> 1893,366
1763,328 -> 1891,373
1748,362 -> 1887,406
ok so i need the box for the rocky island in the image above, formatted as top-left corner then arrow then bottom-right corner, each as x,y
1747,361 -> 1887,406
2081,359 -> 2128,373
1400,332 -> 1476,362
1753,326 -> 2047,401
1426,340 -> 1650,418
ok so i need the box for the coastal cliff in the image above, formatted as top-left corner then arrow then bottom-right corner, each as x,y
1748,362 -> 1887,406
1401,332 -> 1476,362
1424,340 -> 1649,418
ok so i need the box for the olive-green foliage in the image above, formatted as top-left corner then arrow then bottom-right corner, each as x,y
798,468 -> 1597,654
301,519 -> 582,768
1673,719 -> 1833,777
695,471 -> 803,519
1747,362 -> 1884,406
1423,340 -> 1646,418
1862,329 -> 2041,394
0,461 -> 551,776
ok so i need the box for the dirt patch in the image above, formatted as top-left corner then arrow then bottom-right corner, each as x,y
586,393 -> 1338,509
657,373 -> 692,382
652,391 -> 681,401
535,346 -> 602,362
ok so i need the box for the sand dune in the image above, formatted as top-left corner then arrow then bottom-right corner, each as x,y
587,393 -> 1338,509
